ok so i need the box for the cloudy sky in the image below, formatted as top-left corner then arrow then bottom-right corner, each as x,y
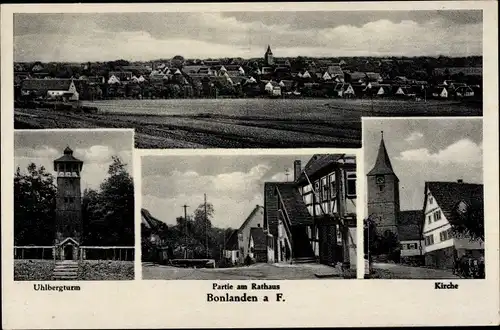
14,10 -> 482,62
15,130 -> 134,192
142,153 -> 319,229
363,118 -> 483,212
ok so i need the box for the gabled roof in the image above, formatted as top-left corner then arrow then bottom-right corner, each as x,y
58,237 -> 79,246
296,154 -> 347,184
425,181 -> 483,226
21,79 -> 73,91
238,205 -> 264,232
250,227 -> 268,250
367,135 -> 398,178
276,184 -> 313,226
398,210 -> 423,241
141,208 -> 168,232
224,229 -> 239,250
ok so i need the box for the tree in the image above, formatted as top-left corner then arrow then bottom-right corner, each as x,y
451,200 -> 484,242
83,156 -> 134,246
14,164 -> 57,245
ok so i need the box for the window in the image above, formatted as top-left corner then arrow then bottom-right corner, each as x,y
379,186 -> 384,192
428,215 -> 432,224
425,234 -> 434,246
429,196 -> 433,204
321,177 -> 328,201
236,251 -> 239,258
400,244 -> 406,250
346,172 -> 356,197
435,210 -> 441,220
329,174 -> 336,199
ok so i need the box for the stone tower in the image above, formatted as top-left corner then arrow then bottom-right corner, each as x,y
53,146 -> 84,260
264,45 -> 274,66
367,132 -> 400,236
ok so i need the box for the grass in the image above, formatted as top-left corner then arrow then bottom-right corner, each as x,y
14,260 -> 55,281
78,260 -> 134,280
13,259 -> 134,281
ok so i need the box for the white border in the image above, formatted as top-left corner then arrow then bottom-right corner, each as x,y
2,1 -> 499,328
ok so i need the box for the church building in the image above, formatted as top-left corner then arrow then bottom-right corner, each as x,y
366,133 -> 424,261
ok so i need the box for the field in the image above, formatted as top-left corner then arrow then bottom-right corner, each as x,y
15,98 -> 481,148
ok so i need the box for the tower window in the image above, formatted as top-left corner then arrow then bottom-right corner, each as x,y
379,185 -> 384,192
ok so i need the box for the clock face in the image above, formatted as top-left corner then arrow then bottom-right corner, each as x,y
376,176 -> 385,184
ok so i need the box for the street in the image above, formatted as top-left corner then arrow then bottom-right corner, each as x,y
369,262 -> 459,279
142,262 -> 356,280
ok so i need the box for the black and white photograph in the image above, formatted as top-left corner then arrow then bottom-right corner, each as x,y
141,152 -> 358,279
13,10 -> 483,149
13,130 -> 135,281
363,118 -> 484,279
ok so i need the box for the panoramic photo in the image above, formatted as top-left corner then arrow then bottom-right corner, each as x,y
13,10 -> 483,148
141,153 -> 358,279
363,118 -> 484,279
13,129 -> 135,281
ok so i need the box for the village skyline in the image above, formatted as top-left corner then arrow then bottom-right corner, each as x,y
14,10 -> 482,62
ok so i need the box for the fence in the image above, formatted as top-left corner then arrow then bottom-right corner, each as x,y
80,246 -> 135,261
14,246 -> 54,260
14,246 -> 135,261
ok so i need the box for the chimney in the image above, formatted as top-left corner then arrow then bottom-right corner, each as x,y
294,160 -> 301,182
457,179 -> 464,183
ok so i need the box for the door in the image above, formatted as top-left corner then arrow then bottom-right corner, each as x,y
64,245 -> 74,260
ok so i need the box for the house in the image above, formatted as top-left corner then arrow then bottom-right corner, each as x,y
433,67 -> 482,77
223,229 -> 240,265
21,79 -> 79,101
275,58 -> 291,67
141,208 -> 170,262
432,86 -> 449,98
454,86 -> 475,98
109,71 -> 133,82
264,81 -> 281,97
326,65 -> 344,82
232,205 -> 270,264
301,70 -> 312,79
264,154 -> 357,269
334,83 -> 355,98
346,71 -> 366,84
422,181 -> 484,269
248,227 -> 274,263
374,84 -> 392,97
398,210 -> 424,262
365,72 -> 383,83
107,75 -> 121,84
395,86 -> 416,98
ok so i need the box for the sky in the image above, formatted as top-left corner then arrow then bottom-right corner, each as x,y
14,10 -> 482,62
363,118 -> 483,212
14,130 -> 134,192
142,153 -> 319,229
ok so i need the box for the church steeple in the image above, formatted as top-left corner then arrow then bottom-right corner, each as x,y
367,131 -> 397,178
264,45 -> 274,66
266,45 -> 273,55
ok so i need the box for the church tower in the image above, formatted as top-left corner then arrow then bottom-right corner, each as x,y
264,45 -> 274,66
367,132 -> 400,236
53,146 -> 84,260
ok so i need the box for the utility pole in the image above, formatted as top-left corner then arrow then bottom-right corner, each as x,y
205,193 -> 208,258
183,204 -> 189,259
